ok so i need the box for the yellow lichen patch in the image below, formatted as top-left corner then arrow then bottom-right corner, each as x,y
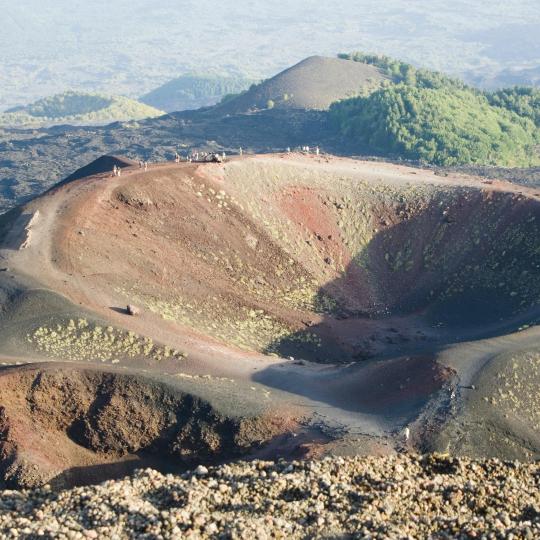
136,293 -> 322,353
27,318 -> 187,363
486,351 -> 540,432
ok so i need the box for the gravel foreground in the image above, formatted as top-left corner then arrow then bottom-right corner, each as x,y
1,455 -> 539,539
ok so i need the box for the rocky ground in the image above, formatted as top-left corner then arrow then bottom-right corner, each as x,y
0,454 -> 539,539
0,108 -> 329,214
1,155 -> 540,491
1,103 -> 538,216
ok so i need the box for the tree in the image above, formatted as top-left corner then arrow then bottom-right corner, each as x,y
329,84 -> 539,167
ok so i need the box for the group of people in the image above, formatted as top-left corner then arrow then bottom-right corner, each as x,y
183,151 -> 226,163
111,144 -> 322,178
113,161 -> 148,176
300,145 -> 320,155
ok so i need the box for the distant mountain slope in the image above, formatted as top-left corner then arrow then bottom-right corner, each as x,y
140,74 -> 256,112
466,65 -> 540,90
216,56 -> 388,113
1,54 -> 540,214
0,91 -> 164,128
2,1 -> 540,113
330,54 -> 540,167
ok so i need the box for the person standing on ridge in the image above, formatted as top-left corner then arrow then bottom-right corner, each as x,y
403,427 -> 410,443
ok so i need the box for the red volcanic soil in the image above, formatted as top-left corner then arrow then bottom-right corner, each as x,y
3,152 -> 540,365
0,363 -> 302,489
0,152 -> 539,485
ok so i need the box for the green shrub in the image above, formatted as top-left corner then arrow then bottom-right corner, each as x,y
331,52 -> 540,166
330,84 -> 539,166
487,86 -> 540,127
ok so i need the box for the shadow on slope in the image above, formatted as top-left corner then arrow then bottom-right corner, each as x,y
0,365 -> 298,489
55,155 -> 137,187
252,189 -> 539,435
264,186 -> 540,364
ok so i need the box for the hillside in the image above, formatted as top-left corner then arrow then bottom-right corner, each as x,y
216,56 -> 389,113
140,74 -> 256,112
0,91 -> 164,128
58,155 -> 137,185
331,84 -> 539,167
0,154 -> 539,490
330,54 -> 540,166
1,55 -> 540,214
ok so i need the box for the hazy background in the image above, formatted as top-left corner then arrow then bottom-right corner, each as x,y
1,0 -> 540,111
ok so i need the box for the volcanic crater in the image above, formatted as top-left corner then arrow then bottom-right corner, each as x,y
0,153 -> 539,487
43,155 -> 540,361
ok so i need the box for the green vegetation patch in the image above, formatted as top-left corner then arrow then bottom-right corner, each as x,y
332,53 -> 540,167
487,86 -> 540,127
1,91 -> 164,128
330,84 -> 539,167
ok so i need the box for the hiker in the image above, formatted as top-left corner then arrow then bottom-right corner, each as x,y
117,167 -> 122,177
239,147 -> 243,156
403,427 -> 410,442
138,160 -> 143,168
144,161 -> 148,171
222,151 -> 226,160
316,146 -> 320,156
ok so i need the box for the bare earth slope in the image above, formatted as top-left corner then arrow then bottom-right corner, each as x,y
216,56 -> 388,113
0,153 -> 539,488
58,155 -> 137,185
